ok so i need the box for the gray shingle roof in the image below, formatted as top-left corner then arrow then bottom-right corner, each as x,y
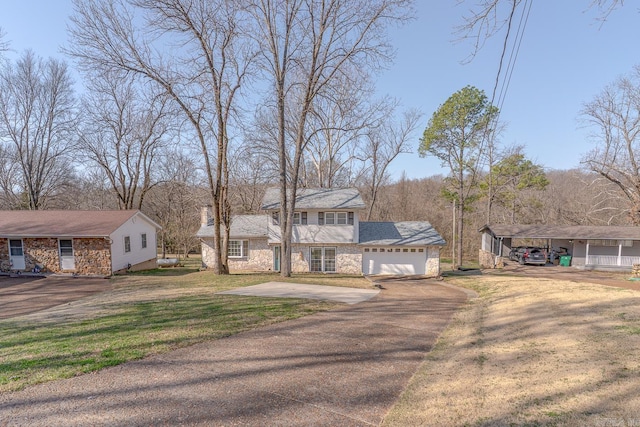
0,210 -> 159,237
479,224 -> 640,240
359,221 -> 446,246
196,215 -> 269,238
261,187 -> 365,210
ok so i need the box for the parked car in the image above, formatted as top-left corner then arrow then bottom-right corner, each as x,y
517,247 -> 547,265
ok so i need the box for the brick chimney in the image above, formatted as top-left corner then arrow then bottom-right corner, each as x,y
201,205 -> 213,226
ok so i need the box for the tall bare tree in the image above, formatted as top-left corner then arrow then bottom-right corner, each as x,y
582,65 -> 640,225
79,72 -> 171,210
0,51 -> 77,210
249,0 -> 413,276
68,0 -> 255,274
360,107 -> 421,220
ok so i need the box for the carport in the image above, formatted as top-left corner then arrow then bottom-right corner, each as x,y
479,224 -> 640,271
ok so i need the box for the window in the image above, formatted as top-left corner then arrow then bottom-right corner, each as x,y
395,248 -> 400,252
228,240 -> 249,258
310,247 -> 336,272
320,211 -> 352,225
410,248 -> 416,252
403,248 -> 408,252
419,248 -> 424,252
364,248 -> 370,252
141,233 -> 147,249
337,212 -> 347,225
325,212 -> 335,225
293,212 -> 308,225
124,236 -> 131,253
372,248 -> 378,252
271,211 -> 280,225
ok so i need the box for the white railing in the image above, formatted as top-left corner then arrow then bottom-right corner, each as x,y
586,255 -> 640,267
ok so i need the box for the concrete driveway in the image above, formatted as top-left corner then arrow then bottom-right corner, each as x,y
0,278 -> 469,426
0,275 -> 113,319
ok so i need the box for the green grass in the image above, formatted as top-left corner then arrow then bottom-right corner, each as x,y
0,271 -> 370,393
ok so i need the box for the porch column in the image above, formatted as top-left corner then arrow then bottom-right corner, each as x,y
586,241 -> 590,265
618,243 -> 623,266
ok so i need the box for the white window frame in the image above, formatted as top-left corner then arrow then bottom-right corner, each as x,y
141,233 -> 147,249
124,236 -> 131,253
323,212 -> 348,225
228,240 -> 249,258
310,246 -> 336,273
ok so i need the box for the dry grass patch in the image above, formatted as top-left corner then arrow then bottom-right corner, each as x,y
384,274 -> 640,427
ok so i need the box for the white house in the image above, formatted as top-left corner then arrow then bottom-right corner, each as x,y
0,210 -> 161,276
197,188 -> 445,276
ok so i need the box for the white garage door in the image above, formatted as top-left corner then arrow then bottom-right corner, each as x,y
362,248 -> 426,275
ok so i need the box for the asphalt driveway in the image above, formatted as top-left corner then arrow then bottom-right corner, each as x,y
0,278 -> 469,426
0,275 -> 113,320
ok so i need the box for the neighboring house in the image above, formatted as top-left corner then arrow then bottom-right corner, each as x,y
479,224 -> 640,271
0,210 -> 161,276
197,188 -> 445,276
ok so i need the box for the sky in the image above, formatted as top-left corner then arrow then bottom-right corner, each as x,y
2,1 -> 639,180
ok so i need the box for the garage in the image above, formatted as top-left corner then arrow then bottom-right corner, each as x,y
362,247 -> 427,275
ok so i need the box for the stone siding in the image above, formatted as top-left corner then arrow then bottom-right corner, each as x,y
426,246 -> 441,277
230,239 -> 272,271
0,238 -> 9,271
337,245 -> 362,275
201,238 -> 273,272
479,249 -> 505,269
74,238 -> 112,276
0,238 -> 112,275
23,238 -> 59,272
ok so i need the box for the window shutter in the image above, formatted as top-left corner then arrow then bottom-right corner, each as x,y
318,212 -> 324,225
348,212 -> 354,225
302,212 -> 308,225
243,240 -> 249,257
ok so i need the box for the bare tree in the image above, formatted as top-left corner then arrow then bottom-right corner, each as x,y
582,65 -> 640,225
303,74 -> 378,188
79,72 -> 171,210
249,0 -> 413,276
146,149 -> 206,259
68,0 -> 255,274
360,107 -> 421,220
0,51 -> 77,210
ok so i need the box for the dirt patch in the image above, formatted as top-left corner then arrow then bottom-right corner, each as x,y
0,275 -> 113,320
383,273 -> 640,426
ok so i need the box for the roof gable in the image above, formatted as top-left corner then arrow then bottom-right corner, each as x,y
359,221 -> 446,246
261,187 -> 365,210
0,210 -> 159,237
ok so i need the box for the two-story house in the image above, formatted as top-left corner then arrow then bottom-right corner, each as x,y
197,188 -> 445,276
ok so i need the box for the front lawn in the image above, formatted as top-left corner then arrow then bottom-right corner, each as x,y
0,271 -> 370,393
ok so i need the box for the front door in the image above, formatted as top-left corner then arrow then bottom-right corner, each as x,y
9,239 -> 25,270
59,239 -> 75,270
273,246 -> 281,272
